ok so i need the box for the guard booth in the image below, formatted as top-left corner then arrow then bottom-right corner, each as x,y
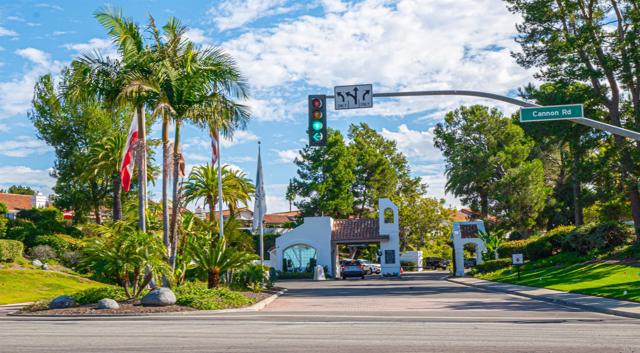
273,198 -> 401,278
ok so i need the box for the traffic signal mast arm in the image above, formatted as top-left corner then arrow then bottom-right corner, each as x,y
325,89 -> 640,141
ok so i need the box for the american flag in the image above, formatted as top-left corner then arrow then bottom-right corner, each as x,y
210,129 -> 219,166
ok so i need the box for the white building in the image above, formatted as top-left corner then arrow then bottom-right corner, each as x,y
271,198 -> 401,278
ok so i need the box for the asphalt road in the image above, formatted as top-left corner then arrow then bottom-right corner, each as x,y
1,272 -> 639,353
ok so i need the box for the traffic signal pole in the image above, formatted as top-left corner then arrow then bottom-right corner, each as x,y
324,89 -> 640,141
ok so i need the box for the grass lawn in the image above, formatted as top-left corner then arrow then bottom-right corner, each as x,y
0,269 -> 107,304
478,259 -> 640,303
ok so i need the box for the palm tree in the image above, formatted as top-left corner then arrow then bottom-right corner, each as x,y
83,132 -> 126,220
95,7 -> 154,232
183,164 -> 255,222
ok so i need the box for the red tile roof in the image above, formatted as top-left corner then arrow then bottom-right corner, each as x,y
264,211 -> 299,224
0,193 -> 33,211
331,218 -> 388,243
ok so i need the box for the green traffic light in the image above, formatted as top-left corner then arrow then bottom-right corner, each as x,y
312,121 -> 323,131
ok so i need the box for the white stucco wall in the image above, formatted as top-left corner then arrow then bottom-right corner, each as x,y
274,217 -> 334,276
379,198 -> 401,276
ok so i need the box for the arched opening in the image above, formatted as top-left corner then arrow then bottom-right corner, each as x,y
283,244 -> 318,273
383,208 -> 394,223
463,242 -> 479,269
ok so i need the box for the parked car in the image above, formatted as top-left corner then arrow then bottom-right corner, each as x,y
340,259 -> 366,279
464,258 -> 477,268
425,257 -> 450,270
358,259 -> 381,274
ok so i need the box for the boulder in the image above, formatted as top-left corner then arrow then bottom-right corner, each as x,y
48,296 -> 76,309
96,298 -> 120,310
32,259 -> 42,268
140,287 -> 176,307
42,263 -> 49,270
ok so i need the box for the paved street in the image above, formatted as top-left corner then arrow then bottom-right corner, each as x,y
1,272 -> 639,353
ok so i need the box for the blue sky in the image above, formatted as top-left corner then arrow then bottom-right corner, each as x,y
0,0 -> 536,212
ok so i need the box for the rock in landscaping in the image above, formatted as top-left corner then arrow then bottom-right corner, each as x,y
141,287 -> 176,307
32,259 -> 43,267
42,263 -> 49,270
96,298 -> 120,310
49,296 -> 76,309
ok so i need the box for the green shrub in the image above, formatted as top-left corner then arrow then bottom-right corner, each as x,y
70,287 -> 127,305
174,282 -> 254,310
235,263 -> 268,288
276,271 -> 313,279
498,239 -> 529,258
475,258 -> 512,274
33,234 -> 71,253
0,239 -> 24,262
0,217 -> 7,238
29,245 -> 57,261
565,222 -> 635,254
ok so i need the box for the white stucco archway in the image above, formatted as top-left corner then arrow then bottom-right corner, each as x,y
451,221 -> 487,276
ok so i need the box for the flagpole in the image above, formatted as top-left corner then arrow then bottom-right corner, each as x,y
217,131 -> 224,239
258,142 -> 264,266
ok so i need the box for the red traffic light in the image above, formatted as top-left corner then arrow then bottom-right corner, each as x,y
312,98 -> 323,109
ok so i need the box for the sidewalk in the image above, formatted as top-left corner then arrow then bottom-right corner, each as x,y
448,276 -> 640,319
0,303 -> 31,316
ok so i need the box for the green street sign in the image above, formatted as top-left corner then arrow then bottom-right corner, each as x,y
520,104 -> 584,122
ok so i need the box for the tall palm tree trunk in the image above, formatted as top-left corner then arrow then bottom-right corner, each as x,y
169,120 -> 182,269
162,113 -> 170,254
112,173 -> 122,221
136,104 -> 147,232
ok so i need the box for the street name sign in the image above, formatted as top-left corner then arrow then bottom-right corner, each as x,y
512,253 -> 524,265
334,84 -> 373,110
520,104 -> 584,122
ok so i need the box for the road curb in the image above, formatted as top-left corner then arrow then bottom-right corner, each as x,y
6,289 -> 286,319
447,277 -> 640,320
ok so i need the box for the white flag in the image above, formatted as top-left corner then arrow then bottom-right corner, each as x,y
252,143 -> 267,232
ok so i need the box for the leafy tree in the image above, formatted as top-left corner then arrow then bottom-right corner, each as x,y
30,72 -> 119,223
434,105 -> 549,233
183,164 -> 255,222
1,185 -> 36,195
291,130 -> 356,218
505,0 -> 640,237
348,123 -> 409,217
395,194 -> 455,255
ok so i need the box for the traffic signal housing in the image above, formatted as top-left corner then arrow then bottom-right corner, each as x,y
308,95 -> 327,146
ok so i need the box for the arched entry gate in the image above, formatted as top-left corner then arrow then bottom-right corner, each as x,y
451,221 -> 487,277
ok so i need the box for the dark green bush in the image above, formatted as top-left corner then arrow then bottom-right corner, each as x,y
475,258 -> 512,273
70,287 -> 127,304
235,263 -> 268,288
276,271 -> 313,279
564,222 -> 635,254
0,239 -> 24,262
0,217 -> 7,238
524,225 -> 576,260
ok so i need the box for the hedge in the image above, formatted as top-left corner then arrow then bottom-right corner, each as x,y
525,225 -> 575,260
0,239 -> 24,262
498,239 -> 529,258
564,222 -> 635,254
475,258 -> 512,274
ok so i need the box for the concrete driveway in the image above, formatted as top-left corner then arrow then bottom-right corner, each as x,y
1,272 -> 639,353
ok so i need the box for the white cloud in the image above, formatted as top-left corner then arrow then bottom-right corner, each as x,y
63,38 -> 118,59
0,136 -> 51,157
184,28 -> 209,45
321,0 -> 348,13
209,0 -> 293,31
222,130 -> 259,147
52,31 -> 75,36
272,148 -> 299,163
35,3 -> 63,11
0,123 -> 8,132
247,96 -> 295,122
16,48 -> 50,67
0,48 -> 63,119
380,124 -> 442,162
0,166 -> 56,192
0,26 -> 18,37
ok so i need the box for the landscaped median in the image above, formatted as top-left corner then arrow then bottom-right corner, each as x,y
15,283 -> 279,316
